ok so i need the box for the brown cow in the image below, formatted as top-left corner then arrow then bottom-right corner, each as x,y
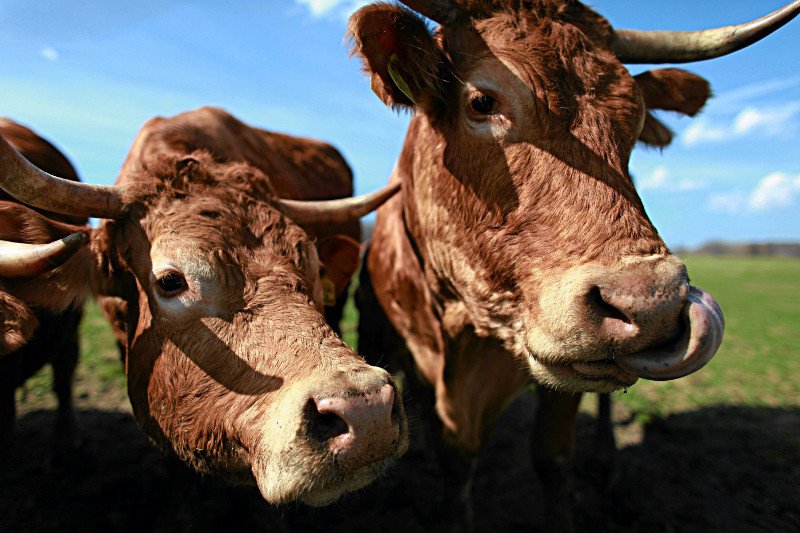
0,106 -> 407,506
349,0 -> 797,528
0,118 -> 87,462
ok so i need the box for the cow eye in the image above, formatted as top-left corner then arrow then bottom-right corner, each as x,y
156,271 -> 187,296
470,93 -> 498,115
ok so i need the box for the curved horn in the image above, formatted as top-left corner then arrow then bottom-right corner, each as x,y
613,0 -> 800,64
0,233 -> 87,278
277,182 -> 400,226
0,135 -> 126,219
398,0 -> 463,26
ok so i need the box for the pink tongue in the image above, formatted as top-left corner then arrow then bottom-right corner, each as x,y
614,286 -> 724,381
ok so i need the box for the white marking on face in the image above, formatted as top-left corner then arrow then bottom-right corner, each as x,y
462,58 -> 540,142
150,237 -> 225,320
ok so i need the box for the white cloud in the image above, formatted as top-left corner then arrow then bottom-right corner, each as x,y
708,192 -> 745,214
711,76 -> 800,110
294,0 -> 367,18
682,118 -> 729,145
40,46 -> 59,61
734,103 -> 800,136
708,171 -> 800,213
638,166 -> 705,192
748,172 -> 800,212
682,101 -> 800,147
639,166 -> 668,190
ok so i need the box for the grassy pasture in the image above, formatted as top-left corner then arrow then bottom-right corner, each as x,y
15,255 -> 800,420
610,255 -> 800,421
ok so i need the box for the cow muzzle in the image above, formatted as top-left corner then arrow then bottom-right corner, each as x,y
252,368 -> 408,506
613,285 -> 724,380
528,255 -> 725,389
305,383 -> 400,472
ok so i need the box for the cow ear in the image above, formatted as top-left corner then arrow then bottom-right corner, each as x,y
0,201 -> 93,313
317,235 -> 361,306
635,68 -> 711,148
0,291 -> 38,356
639,112 -> 674,148
348,4 -> 445,110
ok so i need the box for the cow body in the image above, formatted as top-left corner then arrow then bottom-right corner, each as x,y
0,106 -> 407,505
347,0 -> 796,527
0,118 -> 85,461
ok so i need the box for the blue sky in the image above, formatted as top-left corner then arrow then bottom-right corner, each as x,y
1,0 -> 798,248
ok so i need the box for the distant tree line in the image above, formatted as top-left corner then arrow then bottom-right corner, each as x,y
363,220 -> 799,259
673,241 -> 800,258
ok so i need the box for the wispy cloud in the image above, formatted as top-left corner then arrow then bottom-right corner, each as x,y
749,172 -> 800,211
682,101 -> 800,146
708,171 -> 800,214
40,46 -> 59,61
684,103 -> 800,145
638,166 -> 705,192
294,0 -> 367,18
710,76 -> 800,110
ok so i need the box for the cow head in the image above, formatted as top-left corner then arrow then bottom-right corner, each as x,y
349,1 -> 797,393
0,134 -> 407,505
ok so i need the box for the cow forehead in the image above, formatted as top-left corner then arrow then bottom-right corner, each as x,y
121,191 -> 315,288
452,6 -> 637,115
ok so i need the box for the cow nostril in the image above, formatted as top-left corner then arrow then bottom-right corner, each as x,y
587,286 -> 631,324
304,399 -> 349,444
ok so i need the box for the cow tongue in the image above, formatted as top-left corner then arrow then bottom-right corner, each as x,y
614,286 -> 724,381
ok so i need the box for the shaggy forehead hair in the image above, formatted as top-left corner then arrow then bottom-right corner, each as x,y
459,0 -> 614,39
110,151 -> 314,291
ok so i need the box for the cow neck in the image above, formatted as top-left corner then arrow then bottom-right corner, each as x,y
400,190 -> 447,324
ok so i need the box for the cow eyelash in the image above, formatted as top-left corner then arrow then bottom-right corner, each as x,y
156,270 -> 188,296
469,93 -> 499,116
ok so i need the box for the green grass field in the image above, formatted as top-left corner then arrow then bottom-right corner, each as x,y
15,255 -> 800,420
612,255 -> 800,420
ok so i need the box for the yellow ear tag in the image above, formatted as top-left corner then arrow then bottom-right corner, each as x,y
387,54 -> 417,105
321,276 -> 336,307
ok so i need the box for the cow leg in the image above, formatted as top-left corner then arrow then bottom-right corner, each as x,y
531,387 -> 582,532
415,389 -> 477,532
50,311 -> 82,465
592,392 -> 618,489
437,446 -> 477,533
0,376 -> 15,457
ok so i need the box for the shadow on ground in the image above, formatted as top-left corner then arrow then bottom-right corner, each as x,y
1,396 -> 798,532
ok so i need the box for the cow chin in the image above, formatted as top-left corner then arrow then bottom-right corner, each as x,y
521,321 -> 639,393
525,354 -> 639,394
257,455 -> 397,507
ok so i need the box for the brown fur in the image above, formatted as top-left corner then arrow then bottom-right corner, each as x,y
0,119 -> 86,461
350,1 -> 713,527
1,107 -> 406,505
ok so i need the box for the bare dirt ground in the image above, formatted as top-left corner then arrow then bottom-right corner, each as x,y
1,393 -> 798,532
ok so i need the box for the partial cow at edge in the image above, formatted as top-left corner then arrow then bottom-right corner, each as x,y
0,106 -> 407,505
350,0 -> 797,529
0,117 -> 87,463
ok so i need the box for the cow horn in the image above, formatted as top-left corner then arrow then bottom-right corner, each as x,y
277,182 -> 400,226
0,135 -> 126,219
612,0 -> 800,64
398,0 -> 463,26
0,233 -> 87,278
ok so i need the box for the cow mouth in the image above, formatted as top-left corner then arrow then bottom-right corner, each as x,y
613,285 -> 724,380
538,285 -> 724,390
546,359 -> 638,389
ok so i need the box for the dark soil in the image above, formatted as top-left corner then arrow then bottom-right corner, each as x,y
2,395 -> 798,532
